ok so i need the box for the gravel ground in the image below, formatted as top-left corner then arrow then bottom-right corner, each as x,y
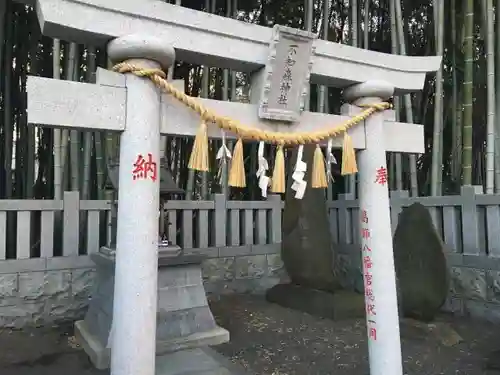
211,294 -> 500,375
0,294 -> 498,375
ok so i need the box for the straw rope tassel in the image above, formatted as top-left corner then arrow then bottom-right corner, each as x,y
312,145 -> 328,188
341,131 -> 358,175
188,122 -> 209,172
112,64 -> 391,149
271,145 -> 285,193
228,138 -> 246,187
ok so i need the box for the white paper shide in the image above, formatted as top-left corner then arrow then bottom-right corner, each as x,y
291,145 -> 307,199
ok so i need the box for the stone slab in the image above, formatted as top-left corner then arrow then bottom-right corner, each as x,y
266,283 -> 366,320
155,347 -> 248,375
75,318 -> 230,370
155,327 -> 229,355
399,318 -> 463,347
99,246 -> 200,266
74,319 -> 109,370
486,350 -> 500,370
463,299 -> 500,323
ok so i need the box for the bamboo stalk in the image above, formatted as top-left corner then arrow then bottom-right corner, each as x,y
494,0 -> 500,191
82,46 -> 96,200
3,1 -> 13,198
462,0 -> 474,185
430,0 -> 445,194
482,0 -> 495,193
0,0 -> 6,197
394,0 -> 418,196
67,43 -> 80,191
389,0 -> 402,191
26,11 -> 40,198
53,39 -> 62,199
345,0 -> 358,195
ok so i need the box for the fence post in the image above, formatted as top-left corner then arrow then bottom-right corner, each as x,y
337,192 -> 355,244
269,194 -> 282,244
63,191 -> 80,256
213,194 -> 227,247
460,185 -> 482,255
442,203 -> 460,253
389,190 -> 408,236
486,197 -> 500,257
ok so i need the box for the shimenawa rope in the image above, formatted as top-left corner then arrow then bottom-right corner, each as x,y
112,63 -> 391,191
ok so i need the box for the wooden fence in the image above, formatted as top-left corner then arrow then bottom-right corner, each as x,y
164,195 -> 282,249
327,186 -> 500,257
8,185 -> 500,261
0,192 -> 283,260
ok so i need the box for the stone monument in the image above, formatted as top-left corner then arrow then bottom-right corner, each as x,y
393,203 -> 449,322
266,142 -> 368,321
26,1 -> 441,375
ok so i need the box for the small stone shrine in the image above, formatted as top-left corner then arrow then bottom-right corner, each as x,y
105,158 -> 184,247
393,203 -> 449,322
75,158 -> 229,369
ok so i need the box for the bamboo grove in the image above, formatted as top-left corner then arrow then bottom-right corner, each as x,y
0,0 -> 497,201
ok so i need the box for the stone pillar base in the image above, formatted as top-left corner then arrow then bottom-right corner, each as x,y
75,320 -> 230,370
154,347 -> 248,375
76,246 -> 229,370
266,283 -> 366,320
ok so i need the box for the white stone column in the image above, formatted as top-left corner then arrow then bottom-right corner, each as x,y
107,35 -> 175,375
343,81 -> 403,375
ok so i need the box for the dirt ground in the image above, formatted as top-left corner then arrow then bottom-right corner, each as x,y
0,294 -> 499,375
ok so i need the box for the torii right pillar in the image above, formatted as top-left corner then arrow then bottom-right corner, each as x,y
343,80 -> 403,375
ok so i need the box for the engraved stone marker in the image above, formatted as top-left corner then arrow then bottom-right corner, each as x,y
393,203 -> 449,322
258,25 -> 315,122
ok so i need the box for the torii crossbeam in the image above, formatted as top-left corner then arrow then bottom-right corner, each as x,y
30,0 -> 440,93
24,1 -> 441,375
27,72 -> 424,154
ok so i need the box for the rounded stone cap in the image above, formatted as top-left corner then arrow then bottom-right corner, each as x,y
107,34 -> 175,70
343,80 -> 395,102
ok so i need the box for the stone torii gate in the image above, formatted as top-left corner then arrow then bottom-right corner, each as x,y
25,1 -> 441,375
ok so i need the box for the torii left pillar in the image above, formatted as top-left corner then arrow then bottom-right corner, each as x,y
106,36 -> 175,375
